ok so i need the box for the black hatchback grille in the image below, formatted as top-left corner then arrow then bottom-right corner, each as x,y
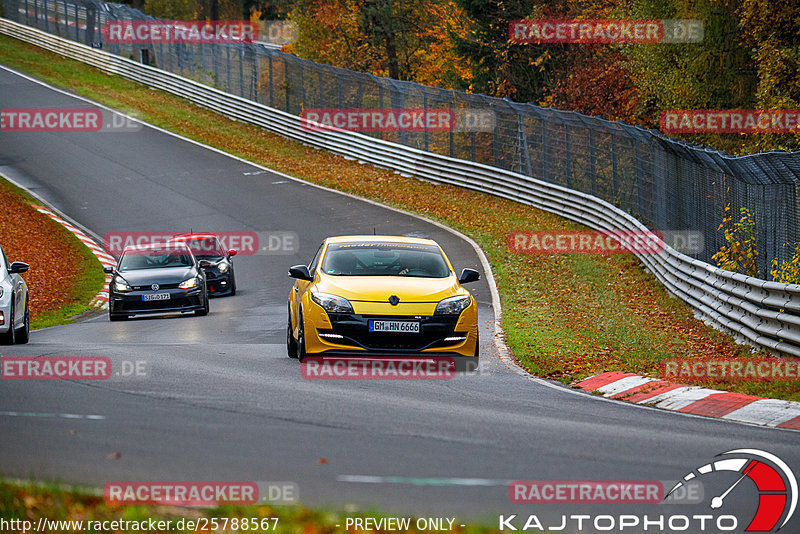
133,283 -> 180,290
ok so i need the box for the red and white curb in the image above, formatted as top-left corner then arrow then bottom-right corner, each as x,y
32,204 -> 114,310
573,371 -> 800,431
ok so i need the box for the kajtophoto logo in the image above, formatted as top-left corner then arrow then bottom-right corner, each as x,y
499,450 -> 795,532
666,449 -> 797,532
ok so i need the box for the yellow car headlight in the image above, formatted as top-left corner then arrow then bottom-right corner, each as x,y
434,295 -> 471,315
311,291 -> 353,313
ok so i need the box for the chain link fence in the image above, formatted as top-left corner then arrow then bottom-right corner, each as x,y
5,0 -> 799,276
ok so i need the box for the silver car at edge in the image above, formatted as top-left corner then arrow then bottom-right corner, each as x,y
0,245 -> 30,344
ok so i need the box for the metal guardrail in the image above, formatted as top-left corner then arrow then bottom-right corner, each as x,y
9,0 -> 800,277
3,17 -> 800,357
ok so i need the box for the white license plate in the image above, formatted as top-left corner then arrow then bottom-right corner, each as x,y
369,320 -> 420,333
142,293 -> 171,301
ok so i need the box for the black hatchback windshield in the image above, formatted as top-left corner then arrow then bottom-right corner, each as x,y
321,242 -> 450,277
119,249 -> 194,270
176,237 -> 226,260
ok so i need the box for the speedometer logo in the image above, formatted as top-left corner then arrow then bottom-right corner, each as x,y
666,449 -> 797,532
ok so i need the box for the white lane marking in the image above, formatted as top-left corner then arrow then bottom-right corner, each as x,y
337,475 -> 511,487
722,399 -> 800,427
0,411 -> 105,419
597,376 -> 658,396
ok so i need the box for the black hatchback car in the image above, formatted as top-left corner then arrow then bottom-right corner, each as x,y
104,243 -> 209,321
167,233 -> 237,296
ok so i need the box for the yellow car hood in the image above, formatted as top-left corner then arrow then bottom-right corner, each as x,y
315,275 -> 463,303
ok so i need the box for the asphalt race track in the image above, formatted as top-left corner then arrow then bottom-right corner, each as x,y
1,65 -> 798,527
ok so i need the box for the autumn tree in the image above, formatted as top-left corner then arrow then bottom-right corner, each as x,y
143,0 -> 197,19
738,0 -> 800,151
451,0 -> 575,102
623,0 -> 757,146
286,0 -> 472,86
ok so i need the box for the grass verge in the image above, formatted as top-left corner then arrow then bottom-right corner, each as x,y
0,176 -> 104,330
0,481 -> 504,534
0,33 -> 796,401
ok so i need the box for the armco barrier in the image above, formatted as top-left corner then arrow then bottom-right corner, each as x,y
2,17 -> 800,357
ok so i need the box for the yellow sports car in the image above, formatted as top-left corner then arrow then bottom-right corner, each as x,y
287,235 -> 480,367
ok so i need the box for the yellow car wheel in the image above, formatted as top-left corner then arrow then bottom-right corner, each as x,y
287,308 -> 298,359
297,309 -> 309,361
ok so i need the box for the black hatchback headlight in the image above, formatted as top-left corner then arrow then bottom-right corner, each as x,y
178,277 -> 199,290
113,277 -> 132,292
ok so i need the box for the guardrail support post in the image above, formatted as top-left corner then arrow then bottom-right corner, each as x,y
448,100 -> 454,158
565,124 -> 572,189
612,135 -> 618,198
423,90 -> 429,152
589,127 -> 597,196
267,54 -> 273,106
225,45 -> 230,93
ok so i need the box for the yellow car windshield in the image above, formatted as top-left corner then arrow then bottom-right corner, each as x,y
321,243 -> 450,278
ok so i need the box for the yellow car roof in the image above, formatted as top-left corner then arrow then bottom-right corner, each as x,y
324,235 -> 439,246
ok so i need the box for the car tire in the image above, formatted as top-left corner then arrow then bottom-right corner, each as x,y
230,274 -> 236,296
287,324 -> 298,359
15,301 -> 29,344
287,304 -> 298,358
1,301 -> 15,344
109,312 -> 127,321
196,291 -> 209,316
297,309 -> 308,361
